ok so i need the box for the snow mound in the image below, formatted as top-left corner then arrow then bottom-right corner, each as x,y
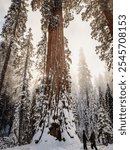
31,127 -> 82,150
5,127 -> 82,150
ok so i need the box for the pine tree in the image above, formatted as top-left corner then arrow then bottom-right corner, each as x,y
105,83 -> 113,123
78,49 -> 93,136
98,86 -> 105,108
0,2 -> 28,141
71,77 -> 80,136
30,81 -> 45,138
0,0 -> 28,94
11,29 -> 34,145
36,31 -> 47,75
82,0 -> 113,70
78,49 -> 92,93
97,86 -> 112,145
0,90 -> 14,137
89,88 -> 98,134
98,0 -> 113,36
97,107 -> 113,145
104,66 -> 113,92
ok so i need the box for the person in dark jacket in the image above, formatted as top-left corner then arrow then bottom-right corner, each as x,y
83,130 -> 88,150
90,130 -> 98,150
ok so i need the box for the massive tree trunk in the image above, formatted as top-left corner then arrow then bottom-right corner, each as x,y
46,1 -> 65,108
32,1 -> 79,144
35,1 -> 68,142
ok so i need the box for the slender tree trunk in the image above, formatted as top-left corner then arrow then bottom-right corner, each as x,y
23,41 -> 30,84
0,41 -> 13,93
18,101 -> 24,145
18,39 -> 31,145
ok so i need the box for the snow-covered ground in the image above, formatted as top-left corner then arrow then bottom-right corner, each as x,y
5,143 -> 113,150
4,110 -> 113,150
5,130 -> 112,150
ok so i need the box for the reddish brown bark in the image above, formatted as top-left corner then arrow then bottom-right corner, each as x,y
45,2 -> 65,107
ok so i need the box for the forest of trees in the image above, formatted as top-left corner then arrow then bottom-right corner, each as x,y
0,0 -> 113,149
72,49 -> 113,145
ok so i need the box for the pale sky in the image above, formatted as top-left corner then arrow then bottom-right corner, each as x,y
0,0 -> 105,82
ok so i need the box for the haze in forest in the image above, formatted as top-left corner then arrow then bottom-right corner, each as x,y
0,0 -> 105,82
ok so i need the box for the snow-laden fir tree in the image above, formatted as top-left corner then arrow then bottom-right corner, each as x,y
0,2 -> 28,143
105,83 -> 113,124
77,48 -> 93,137
0,0 -> 28,94
71,77 -> 81,137
97,107 -> 113,145
36,31 -> 47,75
104,66 -> 113,93
29,27 -> 48,137
97,86 -> 113,146
88,88 -> 99,135
98,86 -> 106,108
82,0 -> 113,70
30,80 -> 46,140
11,28 -> 34,146
0,90 -> 14,137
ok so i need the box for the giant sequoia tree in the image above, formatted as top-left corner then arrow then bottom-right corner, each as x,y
30,0 -> 82,142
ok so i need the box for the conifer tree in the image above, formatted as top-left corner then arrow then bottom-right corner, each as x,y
105,83 -> 113,123
36,31 -> 47,75
97,107 -> 113,145
30,0 -> 81,142
0,0 -> 28,94
78,49 -> 92,136
0,2 -> 28,140
98,86 -> 105,108
82,0 -> 113,70
11,28 -> 34,145
30,81 -> 45,138
32,35 -> 73,143
97,86 -> 112,145
0,90 -> 14,137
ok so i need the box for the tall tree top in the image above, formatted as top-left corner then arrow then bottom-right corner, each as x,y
1,0 -> 28,41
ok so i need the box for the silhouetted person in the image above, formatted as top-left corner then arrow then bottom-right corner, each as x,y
56,127 -> 62,141
97,128 -> 103,143
83,130 -> 88,150
90,131 -> 98,150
